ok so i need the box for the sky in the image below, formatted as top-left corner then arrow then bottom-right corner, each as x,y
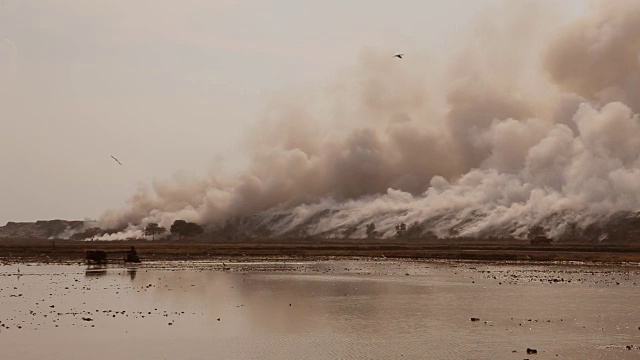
0,0 -> 590,225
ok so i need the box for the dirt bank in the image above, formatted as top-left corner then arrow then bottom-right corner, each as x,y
2,238 -> 640,264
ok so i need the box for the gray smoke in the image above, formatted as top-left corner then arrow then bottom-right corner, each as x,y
545,0 -> 640,113
98,1 -> 640,240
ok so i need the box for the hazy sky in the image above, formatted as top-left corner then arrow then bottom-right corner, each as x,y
0,0 -> 589,225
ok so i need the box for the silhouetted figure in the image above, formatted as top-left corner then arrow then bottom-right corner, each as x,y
126,246 -> 140,263
394,54 -> 404,59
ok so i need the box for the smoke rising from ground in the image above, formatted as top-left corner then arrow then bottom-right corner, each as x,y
98,1 -> 640,240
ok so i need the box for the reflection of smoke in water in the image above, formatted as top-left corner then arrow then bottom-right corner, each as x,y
98,2 -> 640,240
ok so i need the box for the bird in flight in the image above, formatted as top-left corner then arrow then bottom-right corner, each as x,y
393,54 -> 404,59
110,155 -> 123,166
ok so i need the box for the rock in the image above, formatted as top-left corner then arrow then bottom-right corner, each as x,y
526,348 -> 537,354
81,317 -> 93,321
470,317 -> 480,322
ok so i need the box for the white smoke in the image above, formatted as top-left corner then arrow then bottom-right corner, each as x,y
248,101 -> 640,239
97,1 -> 640,240
94,225 -> 145,241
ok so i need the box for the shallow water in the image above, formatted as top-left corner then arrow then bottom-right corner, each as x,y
1,260 -> 640,359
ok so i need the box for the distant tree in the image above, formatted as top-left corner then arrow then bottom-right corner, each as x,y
405,222 -> 425,238
144,223 -> 165,240
528,225 -> 545,239
170,220 -> 204,240
395,223 -> 407,238
183,222 -> 204,237
366,223 -> 379,239
170,220 -> 187,239
341,225 -> 358,239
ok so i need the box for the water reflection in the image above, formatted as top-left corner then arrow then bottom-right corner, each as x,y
84,265 -> 107,277
3,262 -> 640,360
84,265 -> 138,280
127,267 -> 137,280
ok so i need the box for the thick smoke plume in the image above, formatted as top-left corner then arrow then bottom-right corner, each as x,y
98,1 -> 640,240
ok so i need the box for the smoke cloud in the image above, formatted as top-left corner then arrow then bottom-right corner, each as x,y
98,1 -> 640,240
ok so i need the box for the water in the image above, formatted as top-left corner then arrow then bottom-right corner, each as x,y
1,259 -> 640,359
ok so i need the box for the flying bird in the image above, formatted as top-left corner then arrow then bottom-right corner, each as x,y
393,54 -> 404,59
110,155 -> 123,166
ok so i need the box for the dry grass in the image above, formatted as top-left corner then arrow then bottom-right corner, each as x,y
1,238 -> 640,263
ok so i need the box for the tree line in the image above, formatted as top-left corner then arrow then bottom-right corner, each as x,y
341,222 -> 426,239
144,220 -> 203,240
71,220 -> 204,240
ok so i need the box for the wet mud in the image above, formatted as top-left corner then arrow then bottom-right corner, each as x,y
1,259 -> 640,359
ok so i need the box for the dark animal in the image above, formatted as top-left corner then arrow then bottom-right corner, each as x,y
526,348 -> 537,354
85,250 -> 107,264
393,53 -> 404,59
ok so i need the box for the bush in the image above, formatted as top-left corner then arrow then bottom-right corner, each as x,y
144,223 -> 166,240
170,220 -> 204,239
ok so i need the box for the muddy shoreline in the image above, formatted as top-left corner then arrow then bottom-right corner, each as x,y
2,259 -> 640,359
2,239 -> 640,264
